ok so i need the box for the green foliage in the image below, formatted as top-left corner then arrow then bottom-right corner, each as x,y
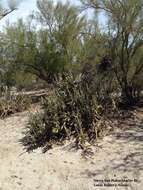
82,0 -> 143,105
22,73 -> 109,151
0,0 -> 143,106
0,93 -> 31,118
0,0 -> 86,84
1,0 -> 143,153
0,19 -> 37,89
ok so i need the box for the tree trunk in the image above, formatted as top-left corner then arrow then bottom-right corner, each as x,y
121,85 -> 136,106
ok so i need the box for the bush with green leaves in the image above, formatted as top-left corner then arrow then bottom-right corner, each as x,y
22,74 -> 110,151
0,93 -> 31,118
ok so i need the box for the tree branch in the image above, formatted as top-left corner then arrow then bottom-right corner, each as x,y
0,8 -> 17,20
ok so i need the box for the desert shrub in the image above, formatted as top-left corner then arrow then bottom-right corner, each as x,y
23,74 -> 111,151
0,94 -> 31,118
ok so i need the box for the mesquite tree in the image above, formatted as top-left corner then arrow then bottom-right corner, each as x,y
81,0 -> 143,104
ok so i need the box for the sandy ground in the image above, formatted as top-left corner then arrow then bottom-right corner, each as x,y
0,110 -> 143,190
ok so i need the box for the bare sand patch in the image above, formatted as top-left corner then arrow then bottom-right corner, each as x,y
0,110 -> 142,190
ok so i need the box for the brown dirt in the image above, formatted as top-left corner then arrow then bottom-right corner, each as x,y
0,108 -> 143,190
